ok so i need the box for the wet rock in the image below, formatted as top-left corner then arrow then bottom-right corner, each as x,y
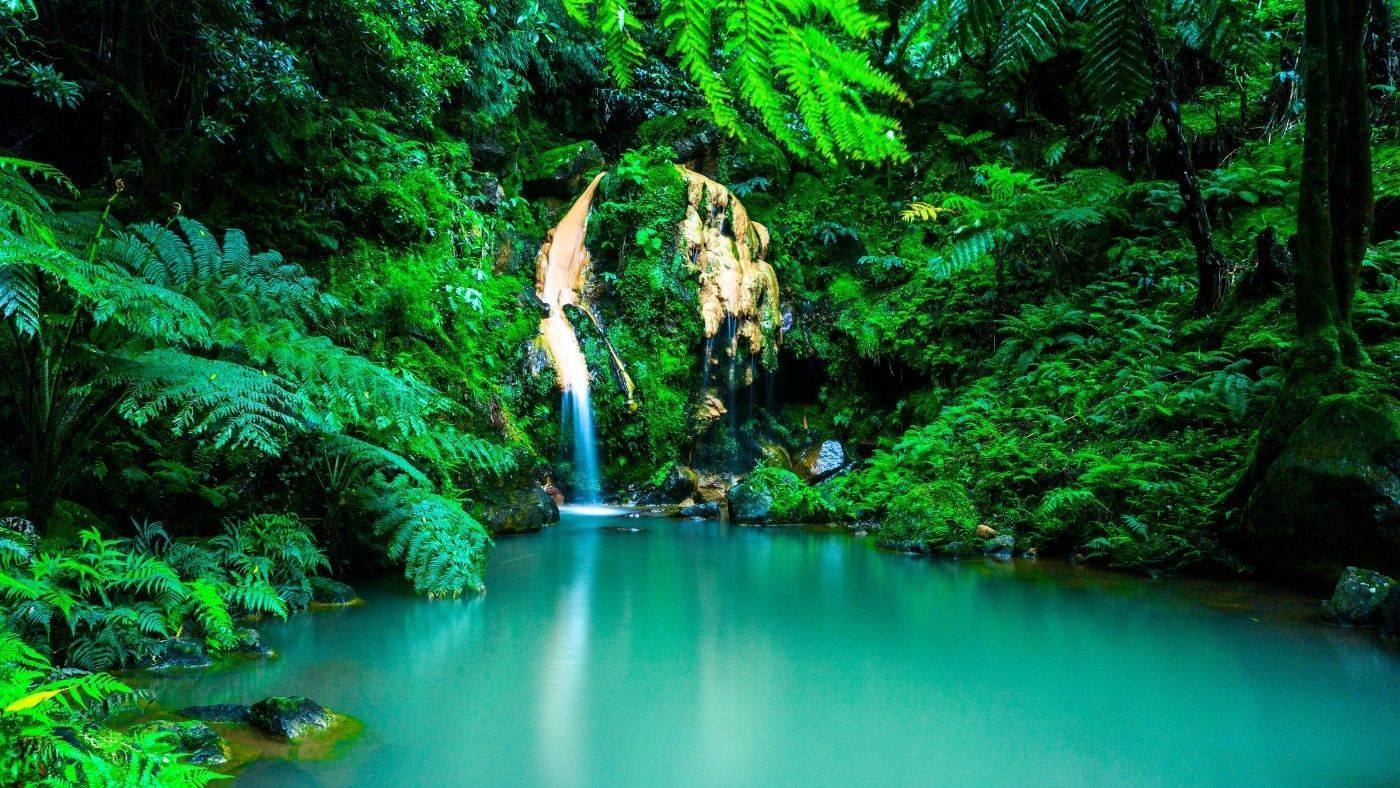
680,501 -> 720,518
796,440 -> 845,482
249,696 -> 332,739
1379,589 -> 1400,643
179,704 -> 252,724
142,638 -> 212,671
310,577 -> 358,606
482,484 -> 560,535
660,464 -> 700,503
523,141 -> 605,199
136,720 -> 227,765
231,627 -> 273,656
727,482 -> 774,523
985,534 -> 1016,556
1240,392 -> 1400,583
1322,567 -> 1397,625
695,478 -> 729,504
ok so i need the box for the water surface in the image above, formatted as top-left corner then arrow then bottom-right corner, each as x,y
146,510 -> 1400,786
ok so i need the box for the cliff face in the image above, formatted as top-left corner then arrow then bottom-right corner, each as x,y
534,165 -> 780,419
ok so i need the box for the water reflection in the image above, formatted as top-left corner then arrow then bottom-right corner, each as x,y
142,513 -> 1400,787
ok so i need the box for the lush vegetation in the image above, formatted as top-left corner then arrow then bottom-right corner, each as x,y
2,0 -> 1398,780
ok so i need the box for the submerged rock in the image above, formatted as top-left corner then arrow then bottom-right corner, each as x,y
179,704 -> 252,724
483,485 -> 560,535
136,720 -> 227,765
796,440 -> 845,482
249,696 -> 332,739
1379,589 -> 1400,644
309,577 -> 358,606
142,638 -> 212,671
1322,567 -> 1397,625
1240,393 -> 1400,583
727,482 -> 774,523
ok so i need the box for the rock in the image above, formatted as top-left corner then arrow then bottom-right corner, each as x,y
796,440 -> 846,482
1240,392 -> 1400,583
1322,567 -> 1397,625
179,704 -> 252,724
249,696 -> 332,739
680,501 -> 720,518
544,484 -> 565,507
142,638 -> 212,671
659,464 -> 699,503
522,141 -> 605,199
1379,588 -> 1400,643
727,482 -> 774,523
309,577 -> 358,605
1022,547 -> 1039,560
974,524 -> 998,540
135,720 -> 227,765
231,627 -> 272,656
695,479 -> 729,503
985,534 -> 1015,556
482,484 -> 560,535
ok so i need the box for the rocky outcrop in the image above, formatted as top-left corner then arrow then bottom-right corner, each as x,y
1322,567 -> 1397,624
659,464 -> 700,503
232,627 -> 273,656
135,720 -> 228,765
796,440 -> 845,482
482,485 -> 560,535
142,638 -> 212,671
727,482 -> 774,523
1240,393 -> 1400,584
523,141 -> 605,199
249,696 -> 332,739
310,577 -> 358,605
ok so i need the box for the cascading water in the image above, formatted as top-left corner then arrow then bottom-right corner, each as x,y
537,173 -> 608,503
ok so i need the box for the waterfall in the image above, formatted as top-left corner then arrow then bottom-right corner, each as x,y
537,173 -> 608,503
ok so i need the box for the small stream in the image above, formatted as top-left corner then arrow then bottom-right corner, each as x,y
145,509 -> 1400,786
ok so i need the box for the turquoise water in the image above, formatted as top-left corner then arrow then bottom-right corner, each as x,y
146,510 -> 1400,786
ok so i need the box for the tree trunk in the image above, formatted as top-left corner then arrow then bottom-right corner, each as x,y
1224,0 -> 1376,533
1130,0 -> 1230,314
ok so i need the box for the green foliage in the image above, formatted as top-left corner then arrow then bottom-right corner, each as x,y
744,467 -> 840,523
567,0 -> 908,163
0,631 -> 220,785
873,480 -> 979,553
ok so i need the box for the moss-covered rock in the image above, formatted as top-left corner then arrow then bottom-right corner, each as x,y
231,627 -> 273,656
141,637 -> 212,671
482,484 -> 559,535
875,481 -> 980,554
1322,567 -> 1397,624
659,464 -> 699,502
727,481 -> 774,523
135,720 -> 228,765
1241,392 -> 1400,584
309,577 -> 358,605
522,141 -> 604,199
249,696 -> 332,739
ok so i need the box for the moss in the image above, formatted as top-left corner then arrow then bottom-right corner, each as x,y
874,481 -> 979,554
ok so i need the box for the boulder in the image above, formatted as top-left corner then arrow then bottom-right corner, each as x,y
974,524 -> 998,540
984,534 -> 1016,556
309,577 -> 358,605
796,440 -> 846,482
1322,567 -> 1397,625
482,485 -> 560,535
135,720 -> 227,765
522,141 -> 605,199
179,704 -> 252,724
1241,393 -> 1400,583
249,696 -> 332,739
231,627 -> 272,656
695,479 -> 729,503
680,501 -> 720,519
659,464 -> 700,503
727,482 -> 774,523
142,638 -> 212,671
